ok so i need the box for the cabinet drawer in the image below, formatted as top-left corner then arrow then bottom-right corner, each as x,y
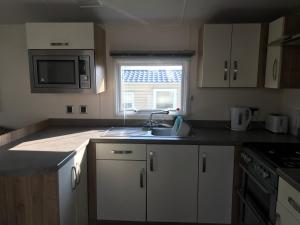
277,178 -> 300,222
96,144 -> 146,160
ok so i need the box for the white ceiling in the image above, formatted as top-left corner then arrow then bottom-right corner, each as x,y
0,0 -> 300,24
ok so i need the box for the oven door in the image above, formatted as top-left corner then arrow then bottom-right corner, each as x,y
32,55 -> 80,88
239,165 -> 277,225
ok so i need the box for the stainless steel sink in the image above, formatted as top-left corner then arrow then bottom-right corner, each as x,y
102,127 -> 150,137
151,127 -> 173,136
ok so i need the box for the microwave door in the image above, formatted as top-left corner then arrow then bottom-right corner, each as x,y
33,56 -> 80,89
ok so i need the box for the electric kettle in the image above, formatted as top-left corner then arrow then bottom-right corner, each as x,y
230,107 -> 252,131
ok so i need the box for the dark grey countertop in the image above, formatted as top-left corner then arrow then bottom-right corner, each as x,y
0,126 -> 299,176
277,168 -> 300,192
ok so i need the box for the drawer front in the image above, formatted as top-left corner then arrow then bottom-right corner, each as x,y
96,144 -> 146,160
278,178 -> 300,222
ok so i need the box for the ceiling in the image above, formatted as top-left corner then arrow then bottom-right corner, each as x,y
0,0 -> 300,25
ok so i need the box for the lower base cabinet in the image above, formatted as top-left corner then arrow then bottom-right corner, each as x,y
95,144 -> 235,224
0,148 -> 88,225
147,145 -> 198,223
97,160 -> 146,221
198,146 -> 234,224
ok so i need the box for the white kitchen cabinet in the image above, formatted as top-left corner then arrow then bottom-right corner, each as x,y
26,23 -> 94,49
198,145 -> 235,224
199,23 -> 263,88
75,148 -> 88,225
58,148 -> 88,225
230,24 -> 261,87
96,143 -> 147,222
146,145 -> 198,223
199,24 -> 232,87
58,156 -> 77,225
97,160 -> 146,221
265,46 -> 282,88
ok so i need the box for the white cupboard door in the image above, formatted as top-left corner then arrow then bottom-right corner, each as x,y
58,157 -> 77,225
265,46 -> 282,88
230,24 -> 261,87
276,202 -> 300,225
26,23 -> 94,49
147,145 -> 198,223
198,146 -> 234,224
75,149 -> 88,225
200,24 -> 232,87
97,160 -> 146,221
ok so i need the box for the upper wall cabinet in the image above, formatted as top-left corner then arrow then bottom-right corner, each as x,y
265,16 -> 300,89
198,24 -> 267,88
26,23 -> 95,49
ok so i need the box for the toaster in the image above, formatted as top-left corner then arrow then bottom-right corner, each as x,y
265,114 -> 288,134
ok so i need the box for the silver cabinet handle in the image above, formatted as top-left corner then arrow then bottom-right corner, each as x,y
50,42 -> 69,46
149,151 -> 154,172
272,58 -> 278,81
202,153 -> 207,173
288,197 -> 300,214
111,150 -> 133,154
71,166 -> 77,191
233,60 -> 238,80
224,60 -> 228,81
140,168 -> 145,188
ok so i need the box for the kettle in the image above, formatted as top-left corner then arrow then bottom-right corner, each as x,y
230,107 -> 252,131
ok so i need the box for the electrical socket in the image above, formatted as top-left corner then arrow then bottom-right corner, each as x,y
80,105 -> 88,114
66,105 -> 74,114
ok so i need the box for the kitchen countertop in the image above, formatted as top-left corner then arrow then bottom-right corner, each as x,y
277,168 -> 300,192
0,126 -> 300,176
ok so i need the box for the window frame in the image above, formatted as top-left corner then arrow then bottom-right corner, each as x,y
115,58 -> 190,117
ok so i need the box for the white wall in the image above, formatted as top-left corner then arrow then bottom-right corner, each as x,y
0,24 -> 283,128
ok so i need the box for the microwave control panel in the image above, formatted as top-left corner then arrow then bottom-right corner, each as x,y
79,56 -> 91,89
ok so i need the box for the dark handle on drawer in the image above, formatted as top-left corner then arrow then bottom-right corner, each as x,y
272,58 -> 278,81
111,150 -> 133,154
288,197 -> 300,214
140,168 -> 145,188
150,152 -> 154,172
202,153 -> 207,173
50,42 -> 69,46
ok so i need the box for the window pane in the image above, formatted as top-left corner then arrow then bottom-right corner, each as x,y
120,65 -> 182,112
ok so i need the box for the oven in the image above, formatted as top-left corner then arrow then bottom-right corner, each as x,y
28,49 -> 95,93
239,149 -> 278,225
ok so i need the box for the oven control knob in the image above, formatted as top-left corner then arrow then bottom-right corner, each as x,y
262,171 -> 269,179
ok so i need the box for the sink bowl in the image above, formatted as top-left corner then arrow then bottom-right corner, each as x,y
151,127 -> 173,136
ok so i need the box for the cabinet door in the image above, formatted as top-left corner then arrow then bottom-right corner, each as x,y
26,23 -> 94,49
147,145 -> 198,223
265,46 -> 282,88
230,24 -> 261,87
198,146 -> 234,224
200,24 -> 232,87
97,160 -> 146,221
58,157 -> 77,225
276,202 -> 300,225
75,148 -> 88,225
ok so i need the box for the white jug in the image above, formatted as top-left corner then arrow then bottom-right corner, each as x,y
230,107 -> 252,131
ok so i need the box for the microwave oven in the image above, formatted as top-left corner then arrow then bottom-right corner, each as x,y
28,50 -> 97,93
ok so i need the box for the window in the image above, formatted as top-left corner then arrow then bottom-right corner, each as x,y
153,89 -> 177,109
116,59 -> 189,115
122,92 -> 135,110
